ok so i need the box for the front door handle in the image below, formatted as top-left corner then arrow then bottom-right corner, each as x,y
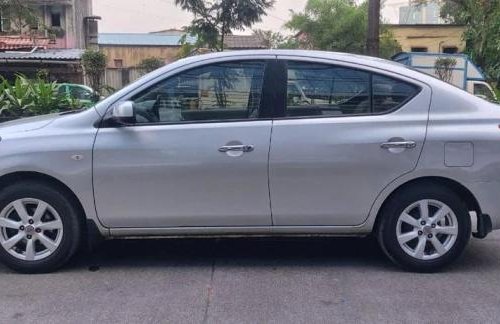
218,145 -> 255,153
380,141 -> 417,149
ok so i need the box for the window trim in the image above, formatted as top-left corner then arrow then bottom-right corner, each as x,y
272,59 -> 423,121
101,59 -> 274,128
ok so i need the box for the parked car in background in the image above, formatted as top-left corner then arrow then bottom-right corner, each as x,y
0,50 -> 499,273
57,83 -> 98,107
392,52 -> 498,102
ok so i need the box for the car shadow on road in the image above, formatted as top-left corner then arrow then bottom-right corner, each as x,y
73,236 -> 394,272
77,235 -> 500,273
0,236 -> 496,274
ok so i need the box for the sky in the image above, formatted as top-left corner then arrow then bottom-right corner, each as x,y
93,0 -> 401,34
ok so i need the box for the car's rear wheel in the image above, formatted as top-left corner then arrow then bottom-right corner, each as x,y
378,183 -> 471,272
0,181 -> 81,273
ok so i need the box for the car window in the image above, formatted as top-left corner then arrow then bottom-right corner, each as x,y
372,75 -> 420,113
286,61 -> 419,117
57,85 -> 66,96
287,62 -> 370,117
474,83 -> 496,102
69,86 -> 94,100
131,61 -> 266,124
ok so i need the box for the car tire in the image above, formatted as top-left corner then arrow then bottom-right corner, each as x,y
377,183 -> 471,272
0,181 -> 82,273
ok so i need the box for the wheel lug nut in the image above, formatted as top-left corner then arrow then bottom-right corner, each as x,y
27,235 -> 32,239
428,234 -> 433,239
431,224 -> 436,228
28,219 -> 34,224
418,231 -> 423,236
35,228 -> 41,233
19,226 -> 25,231
420,221 -> 426,226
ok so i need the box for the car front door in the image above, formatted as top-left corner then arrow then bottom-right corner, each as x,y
93,59 -> 274,228
269,58 -> 431,226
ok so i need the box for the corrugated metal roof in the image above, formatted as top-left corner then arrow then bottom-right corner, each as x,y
0,49 -> 84,61
98,33 -> 267,49
224,35 -> 267,49
99,33 -> 196,46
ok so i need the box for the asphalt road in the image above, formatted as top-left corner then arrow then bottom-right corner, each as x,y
1,231 -> 500,323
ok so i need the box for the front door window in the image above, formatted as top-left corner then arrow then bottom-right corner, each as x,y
130,61 -> 266,124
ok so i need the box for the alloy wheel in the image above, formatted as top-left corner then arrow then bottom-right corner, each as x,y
396,199 -> 458,261
0,198 -> 63,261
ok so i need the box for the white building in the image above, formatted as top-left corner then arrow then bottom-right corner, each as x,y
382,0 -> 444,24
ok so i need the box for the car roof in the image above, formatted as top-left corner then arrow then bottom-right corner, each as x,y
58,83 -> 93,90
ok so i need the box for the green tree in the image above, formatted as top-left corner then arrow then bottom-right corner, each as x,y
138,57 -> 165,74
175,0 -> 275,51
286,0 -> 401,58
252,29 -> 300,49
253,29 -> 283,49
82,50 -> 107,97
443,0 -> 500,85
177,33 -> 198,59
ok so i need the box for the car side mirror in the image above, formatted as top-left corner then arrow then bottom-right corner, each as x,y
111,101 -> 136,124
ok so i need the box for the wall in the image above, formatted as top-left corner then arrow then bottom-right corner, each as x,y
388,25 -> 466,53
73,0 -> 92,48
101,45 -> 181,68
105,67 -> 145,91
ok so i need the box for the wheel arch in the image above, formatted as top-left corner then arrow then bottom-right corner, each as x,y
0,171 -> 88,232
373,176 -> 481,231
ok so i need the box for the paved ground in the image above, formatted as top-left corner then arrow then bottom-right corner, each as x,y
1,231 -> 500,323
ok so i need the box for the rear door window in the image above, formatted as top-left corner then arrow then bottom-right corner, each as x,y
285,61 -> 420,117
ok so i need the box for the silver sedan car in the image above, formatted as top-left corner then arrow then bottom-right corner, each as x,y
0,50 -> 498,273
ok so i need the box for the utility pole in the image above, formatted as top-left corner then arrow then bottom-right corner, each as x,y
366,0 -> 380,57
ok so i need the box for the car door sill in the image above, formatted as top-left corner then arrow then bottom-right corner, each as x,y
109,225 -> 371,238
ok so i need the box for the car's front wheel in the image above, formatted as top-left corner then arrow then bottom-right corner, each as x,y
0,181 -> 81,273
378,183 -> 471,272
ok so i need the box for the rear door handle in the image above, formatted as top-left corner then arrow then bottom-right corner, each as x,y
380,141 -> 416,149
218,145 -> 255,153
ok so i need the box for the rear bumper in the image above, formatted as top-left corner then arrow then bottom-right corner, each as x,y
473,214 -> 493,239
468,181 -> 500,231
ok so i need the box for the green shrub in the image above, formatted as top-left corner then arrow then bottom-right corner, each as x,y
82,50 -> 107,95
0,74 -> 85,120
435,57 -> 457,83
1,75 -> 34,117
30,79 -> 65,115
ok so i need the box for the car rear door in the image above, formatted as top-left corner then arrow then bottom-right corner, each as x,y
93,58 -> 276,228
269,57 -> 431,226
